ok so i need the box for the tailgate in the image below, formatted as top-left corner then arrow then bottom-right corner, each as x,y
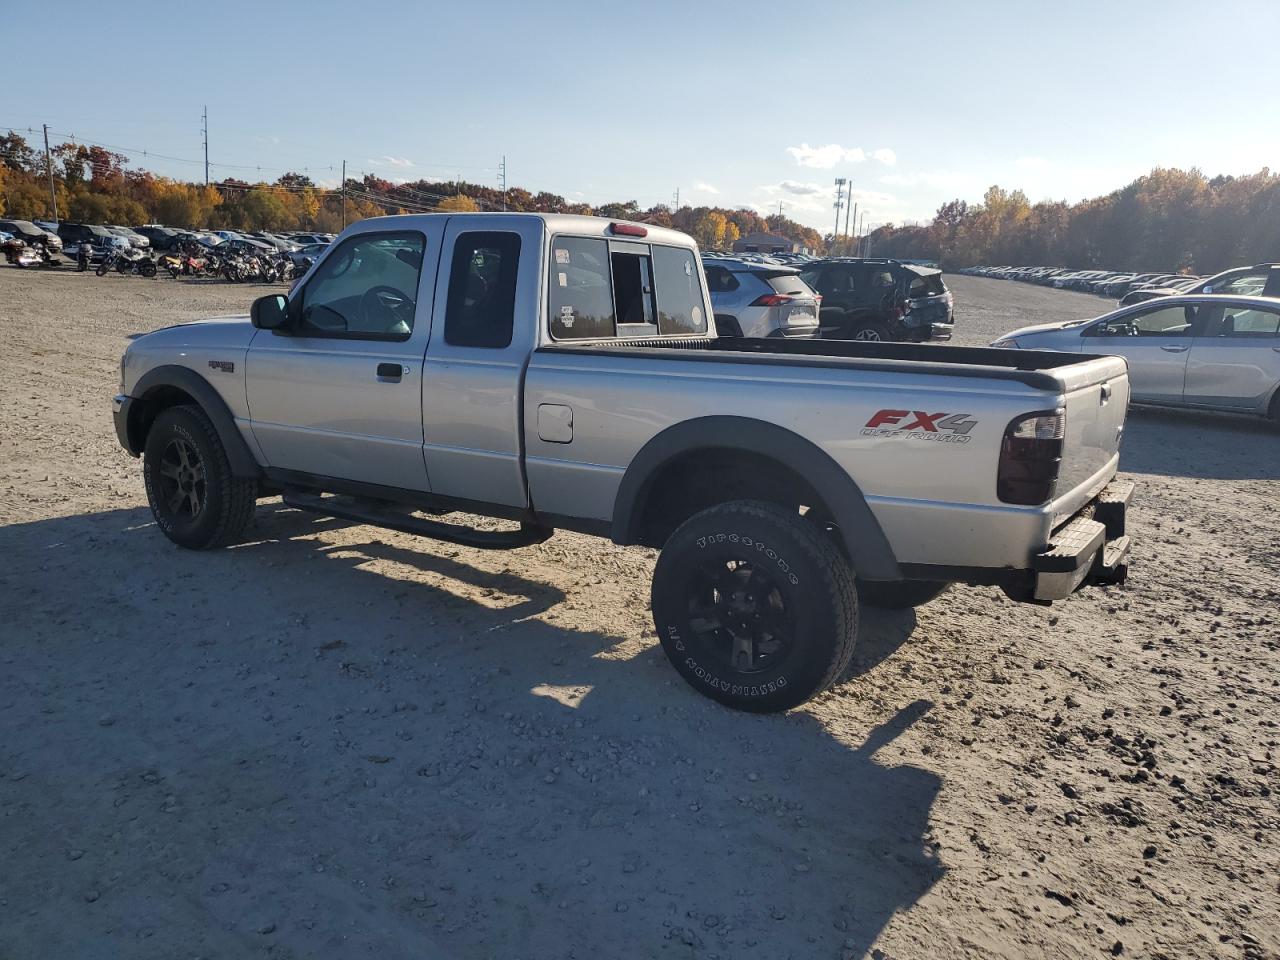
1055,356 -> 1130,513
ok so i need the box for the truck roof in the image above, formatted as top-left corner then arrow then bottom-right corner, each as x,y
346,212 -> 698,250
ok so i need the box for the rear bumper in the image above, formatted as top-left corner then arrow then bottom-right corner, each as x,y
1029,479 -> 1132,601
902,319 -> 953,342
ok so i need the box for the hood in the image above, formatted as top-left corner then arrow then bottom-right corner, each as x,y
133,314 -> 254,347
996,316 -> 1094,342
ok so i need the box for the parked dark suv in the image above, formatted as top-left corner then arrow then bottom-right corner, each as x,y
799,258 -> 954,341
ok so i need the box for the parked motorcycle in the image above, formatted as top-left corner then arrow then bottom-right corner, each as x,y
96,246 -> 146,276
116,251 -> 158,278
15,239 -> 62,269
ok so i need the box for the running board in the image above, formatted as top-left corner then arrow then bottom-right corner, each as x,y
282,490 -> 554,550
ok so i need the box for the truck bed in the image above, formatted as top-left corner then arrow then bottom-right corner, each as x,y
538,335 -> 1093,391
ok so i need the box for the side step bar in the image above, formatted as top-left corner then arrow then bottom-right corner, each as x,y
282,490 -> 554,550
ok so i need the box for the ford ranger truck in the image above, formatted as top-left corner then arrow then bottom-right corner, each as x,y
113,214 -> 1132,712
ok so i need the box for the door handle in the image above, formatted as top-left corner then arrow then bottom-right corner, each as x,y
1159,344 -> 1189,353
376,362 -> 403,380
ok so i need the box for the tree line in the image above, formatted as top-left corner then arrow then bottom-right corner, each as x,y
0,131 -> 824,250
864,168 -> 1280,274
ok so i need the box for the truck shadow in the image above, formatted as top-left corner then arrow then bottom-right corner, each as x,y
0,503 -> 942,959
1120,405 -> 1280,480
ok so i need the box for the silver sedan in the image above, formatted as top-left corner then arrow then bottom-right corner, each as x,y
992,295 -> 1280,421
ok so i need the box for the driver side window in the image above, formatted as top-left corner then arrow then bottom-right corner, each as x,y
1096,304 -> 1198,337
298,231 -> 425,340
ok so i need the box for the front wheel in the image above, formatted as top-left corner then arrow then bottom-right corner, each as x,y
651,500 -> 858,712
95,260 -> 110,277
143,405 -> 257,549
140,260 -> 157,278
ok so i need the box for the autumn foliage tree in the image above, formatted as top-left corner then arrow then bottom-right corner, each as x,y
867,167 -> 1280,274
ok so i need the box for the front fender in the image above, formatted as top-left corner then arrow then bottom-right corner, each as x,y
125,365 -> 261,478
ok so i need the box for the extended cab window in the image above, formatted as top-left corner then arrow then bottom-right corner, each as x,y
299,231 -> 424,340
444,231 -> 521,348
652,245 -> 707,335
549,237 -> 616,339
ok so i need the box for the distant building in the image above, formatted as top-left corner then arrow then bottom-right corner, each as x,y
732,231 -> 802,255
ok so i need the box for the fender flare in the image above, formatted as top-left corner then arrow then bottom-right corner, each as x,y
128,364 -> 261,478
611,415 -> 900,580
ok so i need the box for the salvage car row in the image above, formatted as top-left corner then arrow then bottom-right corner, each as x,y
965,261 -> 1280,306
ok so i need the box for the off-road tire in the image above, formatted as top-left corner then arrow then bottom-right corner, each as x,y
143,404 -> 256,549
651,500 -> 858,712
857,579 -> 949,609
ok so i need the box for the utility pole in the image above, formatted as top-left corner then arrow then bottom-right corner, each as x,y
201,106 -> 209,186
832,177 -> 847,247
843,182 -> 853,237
42,123 -> 57,220
858,211 -> 866,255
849,202 -> 858,251
673,187 -> 680,212
341,160 -> 347,228
498,155 -> 507,211
778,200 -> 784,218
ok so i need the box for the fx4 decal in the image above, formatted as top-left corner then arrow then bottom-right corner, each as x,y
862,409 -> 978,444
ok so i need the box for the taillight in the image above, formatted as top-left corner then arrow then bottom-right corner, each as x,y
997,410 -> 1065,505
751,294 -> 794,306
609,222 -> 647,237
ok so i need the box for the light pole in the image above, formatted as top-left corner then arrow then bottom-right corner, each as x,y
832,177 -> 846,248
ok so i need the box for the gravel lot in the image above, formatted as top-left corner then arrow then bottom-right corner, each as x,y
1,268 -> 1277,960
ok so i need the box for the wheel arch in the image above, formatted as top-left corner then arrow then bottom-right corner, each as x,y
611,415 -> 900,580
127,365 -> 261,478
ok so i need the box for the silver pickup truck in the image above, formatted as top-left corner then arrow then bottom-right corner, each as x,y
113,213 -> 1132,712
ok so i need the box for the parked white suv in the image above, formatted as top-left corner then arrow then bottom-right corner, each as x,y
702,257 -> 821,338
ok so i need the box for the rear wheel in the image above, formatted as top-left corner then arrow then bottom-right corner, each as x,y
140,260 -> 157,278
651,500 -> 858,712
857,579 -> 949,609
143,405 -> 256,549
849,321 -> 892,342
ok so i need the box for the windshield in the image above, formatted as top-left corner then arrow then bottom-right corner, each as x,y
1,220 -> 43,239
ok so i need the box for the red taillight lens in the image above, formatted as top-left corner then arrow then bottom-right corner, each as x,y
997,410 -> 1065,505
609,222 -> 647,237
750,294 -> 794,306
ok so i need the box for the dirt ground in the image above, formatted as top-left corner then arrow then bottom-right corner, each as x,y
0,267 -> 1277,960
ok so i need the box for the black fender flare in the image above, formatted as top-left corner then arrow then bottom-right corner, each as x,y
128,364 -> 261,478
611,415 -> 901,580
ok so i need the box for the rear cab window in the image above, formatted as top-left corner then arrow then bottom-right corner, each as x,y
548,236 -> 708,340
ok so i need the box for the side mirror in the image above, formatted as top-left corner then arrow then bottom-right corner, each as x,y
251,293 -> 290,331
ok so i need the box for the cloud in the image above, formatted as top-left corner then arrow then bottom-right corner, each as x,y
786,143 -> 863,168
785,143 -> 898,169
692,181 -> 720,194
756,180 -> 825,197
1015,156 -> 1049,170
368,155 -> 415,168
880,170 -> 974,192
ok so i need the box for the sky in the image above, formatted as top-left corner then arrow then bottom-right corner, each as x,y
7,0 -> 1280,235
